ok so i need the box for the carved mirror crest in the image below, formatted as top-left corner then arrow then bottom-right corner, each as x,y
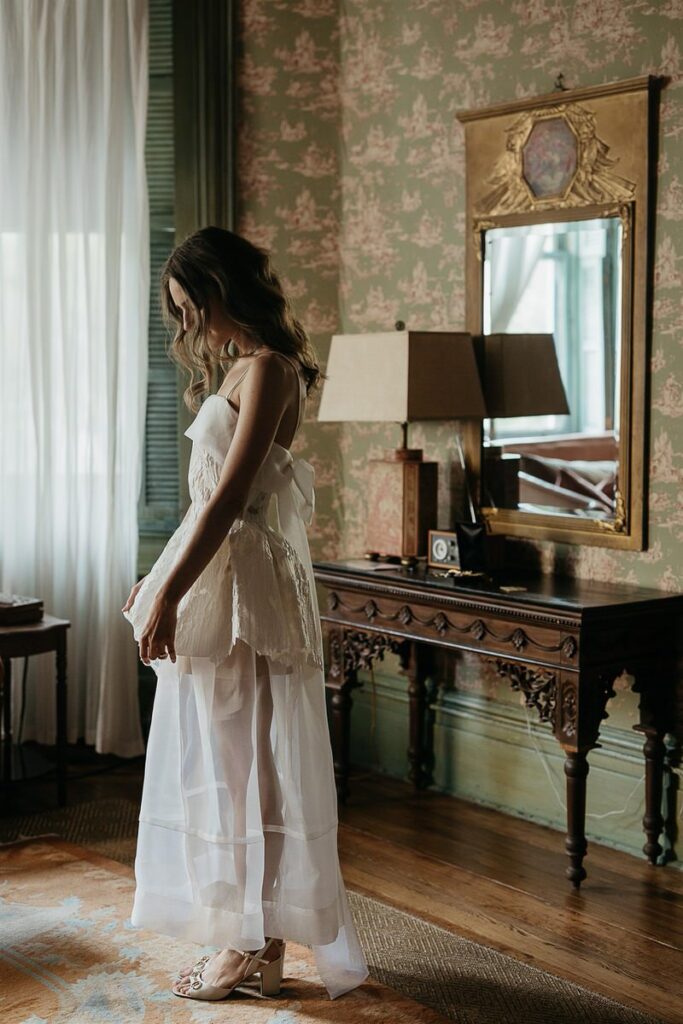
458,76 -> 659,550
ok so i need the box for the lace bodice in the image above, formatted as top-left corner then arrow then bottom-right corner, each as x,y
123,355 -> 323,670
188,435 -> 270,524
185,393 -> 303,525
186,349 -> 306,521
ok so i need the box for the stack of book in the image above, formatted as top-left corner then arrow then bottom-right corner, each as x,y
0,594 -> 44,626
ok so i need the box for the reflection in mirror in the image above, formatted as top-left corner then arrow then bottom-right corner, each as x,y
481,216 -> 622,521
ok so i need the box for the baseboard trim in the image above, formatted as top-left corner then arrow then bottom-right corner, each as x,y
352,672 -> 645,769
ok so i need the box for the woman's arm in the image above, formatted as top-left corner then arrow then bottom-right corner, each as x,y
138,353 -> 293,664
162,353 -> 294,602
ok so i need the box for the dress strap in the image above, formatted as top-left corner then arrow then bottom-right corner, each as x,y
224,366 -> 250,401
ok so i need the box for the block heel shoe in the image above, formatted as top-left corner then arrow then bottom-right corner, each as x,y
259,949 -> 284,996
173,937 -> 286,1001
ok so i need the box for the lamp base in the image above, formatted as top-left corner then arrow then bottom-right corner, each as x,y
384,447 -> 424,462
365,457 -> 438,559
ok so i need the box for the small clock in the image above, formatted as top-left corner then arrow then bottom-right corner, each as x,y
427,529 -> 460,569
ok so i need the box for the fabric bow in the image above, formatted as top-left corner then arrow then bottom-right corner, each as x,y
290,457 -> 315,525
272,453 -> 324,668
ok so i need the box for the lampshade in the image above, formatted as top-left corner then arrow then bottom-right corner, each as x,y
317,331 -> 487,423
474,333 -> 570,418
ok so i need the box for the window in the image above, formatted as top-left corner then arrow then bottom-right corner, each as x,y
483,218 -> 622,442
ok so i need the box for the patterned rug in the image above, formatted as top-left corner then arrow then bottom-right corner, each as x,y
0,799 -> 663,1024
0,838 -> 449,1023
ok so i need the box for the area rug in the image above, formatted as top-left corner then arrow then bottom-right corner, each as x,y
1,799 -> 663,1024
0,838 -> 448,1023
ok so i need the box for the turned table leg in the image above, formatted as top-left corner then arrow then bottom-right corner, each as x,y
1,657 -> 11,784
324,625 -> 409,803
56,632 -> 68,807
325,627 -> 358,804
564,749 -> 589,888
400,641 -> 434,790
642,730 -> 665,864
423,673 -> 440,788
555,667 -> 619,888
662,734 -> 681,863
631,657 -> 673,866
330,679 -> 355,804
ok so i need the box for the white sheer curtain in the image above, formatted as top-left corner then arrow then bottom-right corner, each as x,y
0,0 -> 149,756
487,232 -> 546,332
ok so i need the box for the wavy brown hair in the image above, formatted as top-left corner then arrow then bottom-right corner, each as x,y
160,226 -> 324,411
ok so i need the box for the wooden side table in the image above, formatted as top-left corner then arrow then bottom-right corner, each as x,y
0,615 -> 70,805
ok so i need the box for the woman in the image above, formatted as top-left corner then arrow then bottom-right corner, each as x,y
122,227 -> 368,1002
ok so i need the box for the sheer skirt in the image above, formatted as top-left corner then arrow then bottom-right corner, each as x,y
131,639 -> 367,998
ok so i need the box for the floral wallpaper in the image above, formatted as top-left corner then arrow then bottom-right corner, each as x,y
238,0 -> 345,555
238,0 -> 683,585
237,1 -> 683,731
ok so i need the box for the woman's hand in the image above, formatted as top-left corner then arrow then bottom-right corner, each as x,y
138,594 -> 178,665
122,576 -> 146,613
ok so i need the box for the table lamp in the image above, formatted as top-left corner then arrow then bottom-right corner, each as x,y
317,330 -> 486,560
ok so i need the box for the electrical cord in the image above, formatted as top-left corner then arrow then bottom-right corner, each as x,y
331,672 -> 681,832
8,656 -> 145,784
344,664 -> 381,785
521,698 -> 648,820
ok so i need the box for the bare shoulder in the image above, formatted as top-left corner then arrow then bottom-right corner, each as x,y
251,350 -> 297,386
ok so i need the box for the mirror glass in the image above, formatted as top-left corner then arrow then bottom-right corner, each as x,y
481,216 -> 622,521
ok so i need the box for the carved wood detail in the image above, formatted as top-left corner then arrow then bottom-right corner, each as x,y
327,590 -> 569,655
398,604 -> 413,626
477,102 -> 636,216
561,635 -> 578,660
494,659 -> 557,726
559,679 -> 578,740
318,577 -> 581,629
584,671 -> 619,748
326,628 -> 345,684
342,628 -> 408,674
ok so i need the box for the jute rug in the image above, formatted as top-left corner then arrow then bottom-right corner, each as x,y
0,799 -> 663,1024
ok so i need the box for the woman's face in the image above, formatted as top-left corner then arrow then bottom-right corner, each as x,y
168,276 -> 240,354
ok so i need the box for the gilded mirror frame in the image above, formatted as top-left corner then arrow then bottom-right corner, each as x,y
457,76 -> 660,550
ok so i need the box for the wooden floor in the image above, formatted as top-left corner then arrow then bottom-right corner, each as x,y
3,748 -> 681,1023
338,771 -> 683,1024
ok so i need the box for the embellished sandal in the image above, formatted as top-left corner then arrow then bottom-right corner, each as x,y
175,937 -> 286,982
173,937 -> 285,1001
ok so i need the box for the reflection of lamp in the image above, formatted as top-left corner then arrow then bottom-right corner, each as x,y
474,333 -> 570,509
473,333 -> 569,418
318,331 -> 486,560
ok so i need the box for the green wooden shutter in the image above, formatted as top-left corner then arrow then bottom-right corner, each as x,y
139,0 -> 179,540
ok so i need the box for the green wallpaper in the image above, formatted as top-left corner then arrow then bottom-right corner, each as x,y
237,0 -> 683,856
238,0 -> 683,582
237,0 -> 345,554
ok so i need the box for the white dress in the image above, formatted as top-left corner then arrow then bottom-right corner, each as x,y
123,352 -> 368,999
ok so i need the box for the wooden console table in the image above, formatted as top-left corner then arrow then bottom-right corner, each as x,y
313,559 -> 683,887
